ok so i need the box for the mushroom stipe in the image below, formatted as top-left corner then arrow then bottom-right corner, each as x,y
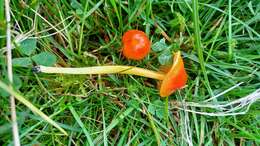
33,51 -> 187,97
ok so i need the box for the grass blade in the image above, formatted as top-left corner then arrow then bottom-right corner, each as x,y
93,107 -> 134,144
192,0 -> 213,96
68,105 -> 94,146
146,108 -> 161,145
0,80 -> 68,136
228,0 -> 233,61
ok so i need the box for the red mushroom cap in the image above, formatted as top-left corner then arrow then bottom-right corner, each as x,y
122,30 -> 151,60
159,51 -> 188,97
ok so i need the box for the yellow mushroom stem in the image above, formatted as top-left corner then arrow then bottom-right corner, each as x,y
35,65 -> 165,80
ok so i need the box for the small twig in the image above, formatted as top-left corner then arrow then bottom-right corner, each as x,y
5,0 -> 20,145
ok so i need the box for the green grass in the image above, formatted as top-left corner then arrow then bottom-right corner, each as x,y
0,0 -> 260,145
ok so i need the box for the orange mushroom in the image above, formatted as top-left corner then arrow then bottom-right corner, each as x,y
159,51 -> 187,97
122,30 -> 151,60
33,51 -> 187,97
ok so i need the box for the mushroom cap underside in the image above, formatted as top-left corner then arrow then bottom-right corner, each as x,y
159,51 -> 188,97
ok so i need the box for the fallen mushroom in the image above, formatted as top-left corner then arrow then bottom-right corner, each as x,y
122,30 -> 151,60
33,51 -> 187,97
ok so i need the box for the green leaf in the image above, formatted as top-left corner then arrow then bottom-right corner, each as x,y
12,57 -> 32,67
153,100 -> 164,120
0,85 -> 9,97
158,50 -> 172,65
152,38 -> 168,52
148,104 -> 156,115
148,100 -> 165,120
71,0 -> 83,10
0,123 -> 11,135
13,74 -> 22,90
76,9 -> 83,15
19,39 -> 37,56
32,52 -> 57,66
0,74 -> 22,97
128,99 -> 140,110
